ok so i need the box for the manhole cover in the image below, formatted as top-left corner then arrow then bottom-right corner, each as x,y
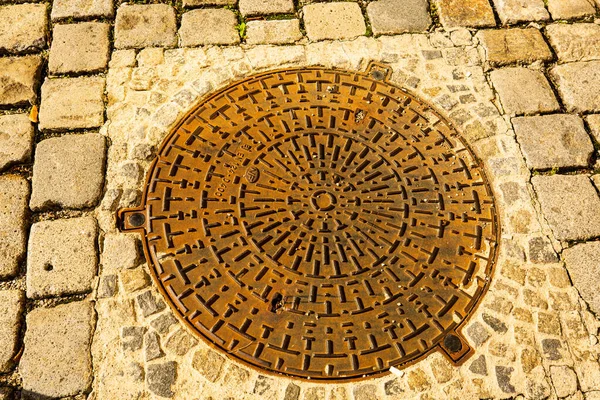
118,63 -> 499,382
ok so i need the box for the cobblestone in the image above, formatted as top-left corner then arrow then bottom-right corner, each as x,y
120,267 -> 149,293
38,77 -> 106,131
102,233 -> 140,271
551,365 -> 578,398
490,67 -> 559,115
49,23 -> 111,75
115,4 -> 177,49
145,330 -> 164,361
0,290 -> 23,373
30,133 -> 106,210
546,24 -> 600,63
0,56 -> 42,107
20,301 -> 94,398
51,0 -> 114,20
147,361 -> 177,397
513,114 -> 593,170
303,2 -> 366,41
551,61 -> 600,113
532,175 -> 600,241
477,28 -> 552,66
547,0 -> 596,19
192,348 -> 225,382
137,290 -> 166,317
588,114 -> 600,143
183,0 -> 235,5
435,0 -> 496,28
367,0 -> 431,35
239,0 -> 294,16
0,4 -> 48,54
493,0 -> 550,24
0,175 -> 28,280
246,20 -> 302,45
0,114 -> 34,171
563,242 -> 600,315
179,9 -> 239,47
26,216 -> 98,298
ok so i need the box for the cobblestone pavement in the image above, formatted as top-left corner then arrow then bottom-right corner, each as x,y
1,0 -> 600,399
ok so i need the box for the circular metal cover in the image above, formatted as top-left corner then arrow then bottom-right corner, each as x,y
118,65 -> 499,382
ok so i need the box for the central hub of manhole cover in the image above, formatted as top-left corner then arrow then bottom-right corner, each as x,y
118,64 -> 499,381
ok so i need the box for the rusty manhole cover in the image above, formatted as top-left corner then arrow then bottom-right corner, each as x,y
118,63 -> 499,381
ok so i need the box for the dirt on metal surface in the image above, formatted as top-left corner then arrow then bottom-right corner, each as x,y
118,63 -> 499,382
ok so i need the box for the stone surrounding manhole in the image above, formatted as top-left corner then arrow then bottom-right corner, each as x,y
119,65 -> 499,381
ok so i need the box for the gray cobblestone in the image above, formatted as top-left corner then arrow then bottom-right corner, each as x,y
563,242 -> 600,315
367,0 -> 431,35
551,61 -> 600,113
547,0 -> 595,19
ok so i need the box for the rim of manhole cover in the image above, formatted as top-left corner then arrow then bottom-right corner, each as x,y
118,62 -> 500,382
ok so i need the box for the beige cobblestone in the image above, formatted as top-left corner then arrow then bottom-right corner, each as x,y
26,216 -> 98,298
239,0 -> 294,16
51,0 -> 114,21
0,4 -> 48,54
179,9 -> 240,47
303,2 -> 366,41
546,24 -> 600,63
0,113 -> 34,171
21,301 -> 94,398
493,0 -> 550,24
513,114 -> 593,170
0,175 -> 28,280
435,0 -> 496,28
563,242 -> 600,315
183,0 -> 235,6
547,0 -> 596,19
246,19 -> 303,45
115,4 -> 177,49
551,61 -> 600,113
0,55 -> 42,107
490,67 -> 559,115
477,28 -> 552,66
0,290 -> 23,373
532,175 -> 600,241
49,22 -> 111,75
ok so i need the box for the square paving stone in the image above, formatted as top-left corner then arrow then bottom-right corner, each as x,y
0,290 -> 23,373
477,28 -> 552,66
0,175 -> 29,280
303,2 -> 366,41
30,133 -> 106,210
51,0 -> 114,21
0,4 -> 48,54
547,0 -> 595,19
0,56 -> 42,107
0,114 -> 34,171
435,0 -> 496,28
546,24 -> 600,64
563,242 -> 600,315
490,67 -> 559,115
239,0 -> 294,15
38,77 -> 105,131
179,9 -> 240,46
532,174 -> 600,241
246,19 -> 302,45
513,114 -> 593,170
49,23 -> 111,75
183,0 -> 236,6
26,216 -> 98,298
492,0 -> 550,24
551,61 -> 600,113
115,4 -> 177,49
367,0 -> 431,35
20,301 -> 94,398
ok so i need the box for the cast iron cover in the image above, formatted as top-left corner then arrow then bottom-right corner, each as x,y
118,63 -> 499,382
